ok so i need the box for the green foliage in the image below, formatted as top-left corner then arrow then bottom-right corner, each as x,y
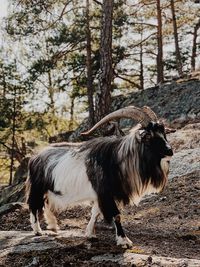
47,22 -> 85,46
1,0 -> 199,133
0,0 -> 199,184
165,48 -> 191,72
29,59 -> 56,80
113,0 -> 128,38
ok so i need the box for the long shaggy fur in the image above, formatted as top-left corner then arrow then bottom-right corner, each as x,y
26,122 -> 173,241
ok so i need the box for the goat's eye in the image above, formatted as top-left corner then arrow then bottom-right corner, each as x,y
142,133 -> 151,142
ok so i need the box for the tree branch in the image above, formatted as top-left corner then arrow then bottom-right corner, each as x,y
92,0 -> 102,6
114,71 -> 141,89
0,141 -> 25,157
129,22 -> 157,28
129,32 -> 157,49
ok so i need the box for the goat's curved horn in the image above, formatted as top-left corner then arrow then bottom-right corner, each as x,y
81,106 -> 151,135
142,106 -> 158,121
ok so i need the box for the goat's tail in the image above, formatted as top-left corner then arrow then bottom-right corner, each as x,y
25,176 -> 31,204
26,158 -> 45,218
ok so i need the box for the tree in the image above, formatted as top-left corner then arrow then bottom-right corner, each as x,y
95,0 -> 114,121
156,0 -> 164,84
0,60 -> 27,184
86,0 -> 95,126
170,0 -> 183,77
191,18 -> 200,71
4,0 -> 200,128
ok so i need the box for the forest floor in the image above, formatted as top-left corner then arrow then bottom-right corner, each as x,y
0,122 -> 199,267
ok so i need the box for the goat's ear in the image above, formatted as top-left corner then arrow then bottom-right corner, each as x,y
165,127 -> 176,134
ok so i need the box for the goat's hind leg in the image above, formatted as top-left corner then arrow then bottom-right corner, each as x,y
30,210 -> 43,236
85,202 -> 100,238
44,204 -> 59,233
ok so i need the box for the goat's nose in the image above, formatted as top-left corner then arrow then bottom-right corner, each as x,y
166,147 -> 173,156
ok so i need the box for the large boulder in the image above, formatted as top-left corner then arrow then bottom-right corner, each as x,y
69,80 -> 200,141
0,182 -> 25,207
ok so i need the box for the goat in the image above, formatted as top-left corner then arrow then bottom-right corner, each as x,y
26,106 -> 173,247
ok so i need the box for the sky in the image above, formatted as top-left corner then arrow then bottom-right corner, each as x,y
0,0 -> 8,19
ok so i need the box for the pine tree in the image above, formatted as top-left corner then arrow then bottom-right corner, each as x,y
95,0 -> 114,121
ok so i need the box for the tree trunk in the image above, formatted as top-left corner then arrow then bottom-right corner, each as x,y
2,69 -> 6,98
69,96 -> 75,131
9,87 -> 17,185
191,18 -> 200,71
170,0 -> 183,77
47,70 -> 55,115
86,0 -> 95,127
156,0 -> 164,84
95,0 -> 114,122
139,26 -> 144,90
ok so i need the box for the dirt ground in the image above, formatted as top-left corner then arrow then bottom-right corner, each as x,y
0,122 -> 200,266
0,170 -> 199,266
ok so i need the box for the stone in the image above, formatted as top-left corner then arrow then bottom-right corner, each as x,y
0,202 -> 25,216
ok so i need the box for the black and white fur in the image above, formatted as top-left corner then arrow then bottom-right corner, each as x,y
26,121 -> 173,247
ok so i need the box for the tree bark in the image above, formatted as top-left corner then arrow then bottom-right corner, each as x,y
170,0 -> 183,77
139,25 -> 144,90
69,96 -> 75,131
9,87 -> 17,186
47,70 -> 55,115
156,0 -> 164,84
191,18 -> 200,71
86,0 -> 95,127
95,0 -> 114,122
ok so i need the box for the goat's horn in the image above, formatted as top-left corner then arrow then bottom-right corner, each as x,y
142,106 -> 158,121
81,106 -> 150,135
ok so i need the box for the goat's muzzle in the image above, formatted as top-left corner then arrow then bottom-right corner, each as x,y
165,145 -> 173,157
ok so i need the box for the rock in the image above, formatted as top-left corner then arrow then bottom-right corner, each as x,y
68,80 -> 200,141
0,230 -> 84,258
1,230 -> 199,266
0,231 -> 65,258
114,80 -> 200,124
24,257 -> 40,267
92,252 -> 200,266
0,182 -> 25,206
0,202 -> 25,216
49,130 -> 74,143
169,149 -> 200,179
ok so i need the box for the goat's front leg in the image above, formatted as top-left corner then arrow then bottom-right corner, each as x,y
114,214 -> 133,248
97,191 -> 133,247
85,202 -> 100,238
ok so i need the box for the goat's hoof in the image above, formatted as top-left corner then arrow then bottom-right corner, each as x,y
46,231 -> 58,236
85,232 -> 97,240
87,236 -> 98,241
47,226 -> 59,233
34,231 -> 43,236
116,236 -> 133,248
50,228 -> 59,233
